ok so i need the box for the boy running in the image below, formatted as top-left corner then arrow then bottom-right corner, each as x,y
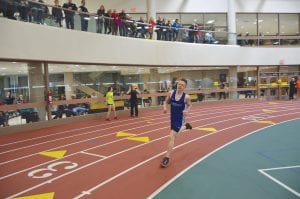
161,78 -> 192,168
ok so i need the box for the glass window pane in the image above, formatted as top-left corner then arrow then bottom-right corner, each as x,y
204,14 -> 227,26
181,13 -> 204,25
258,14 -> 278,35
157,13 -> 180,22
279,14 -> 299,35
236,14 -> 257,35
128,13 -> 147,21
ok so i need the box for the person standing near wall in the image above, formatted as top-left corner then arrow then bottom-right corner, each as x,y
161,78 -> 192,168
289,77 -> 296,100
296,76 -> 300,99
105,87 -> 117,121
127,84 -> 140,117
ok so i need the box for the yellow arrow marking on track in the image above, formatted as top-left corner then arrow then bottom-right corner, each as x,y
268,102 -> 277,105
14,192 -> 55,199
256,120 -> 276,125
127,136 -> 150,143
262,109 -> 275,113
116,132 -> 137,137
144,119 -> 152,124
195,128 -> 217,133
39,150 -> 67,159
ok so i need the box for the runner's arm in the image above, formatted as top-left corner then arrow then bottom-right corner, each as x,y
163,91 -> 172,113
183,94 -> 192,117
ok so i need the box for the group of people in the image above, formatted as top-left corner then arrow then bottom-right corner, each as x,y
0,0 -> 217,43
104,79 -> 193,168
105,83 -> 140,121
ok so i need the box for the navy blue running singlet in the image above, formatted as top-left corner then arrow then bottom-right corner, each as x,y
170,90 -> 186,132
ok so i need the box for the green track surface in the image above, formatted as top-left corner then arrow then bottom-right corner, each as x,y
154,119 -> 300,199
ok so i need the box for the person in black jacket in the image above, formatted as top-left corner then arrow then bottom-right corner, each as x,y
289,77 -> 296,100
79,0 -> 88,31
52,0 -> 63,27
62,0 -> 77,29
127,84 -> 140,117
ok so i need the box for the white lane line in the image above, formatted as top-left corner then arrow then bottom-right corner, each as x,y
6,112 -> 300,199
0,116 -> 142,147
260,165 -> 300,171
258,167 -> 300,198
0,102 -> 294,155
148,118 -> 300,199
0,102 -> 293,167
0,104 -> 299,181
0,104 -> 218,146
0,117 -> 160,155
75,117 -> 300,199
80,152 -> 107,159
0,100 -> 290,147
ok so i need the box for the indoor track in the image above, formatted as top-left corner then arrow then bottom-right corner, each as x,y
0,100 -> 299,199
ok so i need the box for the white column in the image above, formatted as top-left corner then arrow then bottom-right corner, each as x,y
147,0 -> 156,21
28,62 -> 46,121
64,72 -> 74,100
228,66 -> 238,99
227,0 -> 237,45
148,68 -> 159,105
147,0 -> 157,40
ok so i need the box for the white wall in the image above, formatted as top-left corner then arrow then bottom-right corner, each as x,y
45,0 -> 300,14
0,18 -> 300,66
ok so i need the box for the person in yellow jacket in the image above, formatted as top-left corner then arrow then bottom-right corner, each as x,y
105,87 -> 117,121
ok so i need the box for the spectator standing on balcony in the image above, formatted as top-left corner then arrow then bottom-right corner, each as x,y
119,9 -> 127,37
79,0 -> 88,31
52,0 -> 63,27
104,9 -> 112,34
96,4 -> 105,33
126,16 -> 137,37
156,16 -> 163,40
148,17 -> 156,39
4,0 -> 17,20
137,16 -> 146,39
172,19 -> 181,41
111,9 -> 119,35
62,0 -> 77,29
18,0 -> 29,22
161,18 -> 167,40
188,23 -> 196,43
105,87 -> 117,121
28,0 -> 39,23
38,0 -> 49,24
165,20 -> 172,41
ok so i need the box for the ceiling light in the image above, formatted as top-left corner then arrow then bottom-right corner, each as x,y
206,20 -> 215,24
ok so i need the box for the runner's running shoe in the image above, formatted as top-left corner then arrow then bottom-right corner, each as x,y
185,123 -> 192,130
161,157 -> 170,168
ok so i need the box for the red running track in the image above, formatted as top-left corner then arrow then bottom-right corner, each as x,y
0,100 -> 299,199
